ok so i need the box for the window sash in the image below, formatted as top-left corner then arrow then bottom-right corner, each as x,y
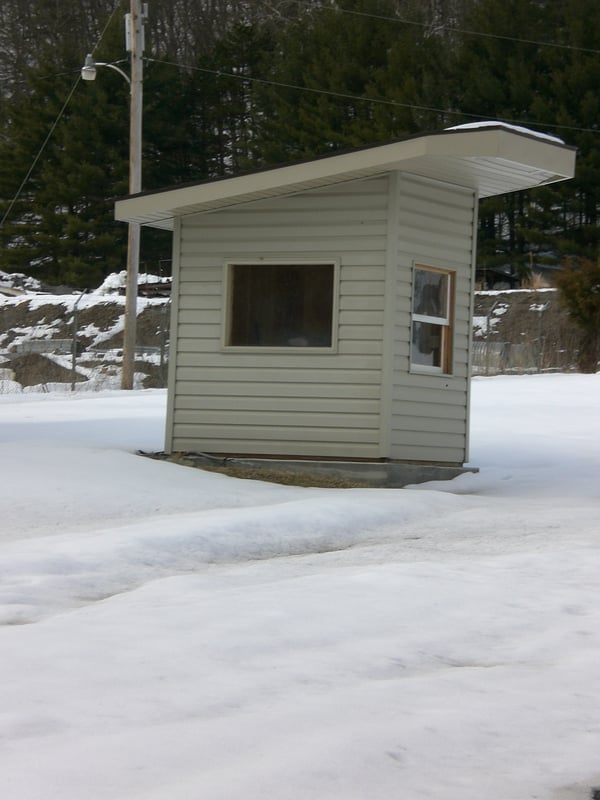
411,265 -> 454,373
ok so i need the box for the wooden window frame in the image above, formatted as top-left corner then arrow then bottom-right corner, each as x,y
410,264 -> 455,374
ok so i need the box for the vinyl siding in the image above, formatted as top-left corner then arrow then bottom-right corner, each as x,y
167,176 -> 389,457
166,170 -> 477,464
387,174 -> 476,464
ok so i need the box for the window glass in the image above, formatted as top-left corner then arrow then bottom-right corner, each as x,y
413,269 -> 449,321
411,266 -> 453,372
228,263 -> 334,348
411,320 -> 445,368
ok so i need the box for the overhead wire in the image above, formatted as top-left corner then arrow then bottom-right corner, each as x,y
146,56 -> 600,137
0,82 -> 80,229
2,0 -> 599,232
0,3 -> 124,229
291,0 -> 600,55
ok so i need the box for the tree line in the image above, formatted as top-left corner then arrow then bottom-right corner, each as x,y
0,0 -> 599,289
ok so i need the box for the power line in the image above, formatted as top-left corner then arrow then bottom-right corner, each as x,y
292,0 -> 600,55
146,57 -> 600,137
0,4 -> 123,230
3,2 -> 598,234
0,81 -> 80,229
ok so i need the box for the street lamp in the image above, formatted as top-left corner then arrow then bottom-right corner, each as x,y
81,54 -> 131,86
81,0 -> 145,390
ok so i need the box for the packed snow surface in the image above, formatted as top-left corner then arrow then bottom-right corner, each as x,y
0,374 -> 599,799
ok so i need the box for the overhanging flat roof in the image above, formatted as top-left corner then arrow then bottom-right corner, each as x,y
115,123 -> 576,231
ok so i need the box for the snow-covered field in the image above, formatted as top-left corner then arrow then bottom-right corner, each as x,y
1,373 -> 599,800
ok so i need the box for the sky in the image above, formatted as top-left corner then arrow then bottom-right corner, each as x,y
0,373 -> 599,800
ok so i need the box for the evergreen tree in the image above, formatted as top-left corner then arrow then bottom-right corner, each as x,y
3,0 -> 599,289
452,0 -> 600,281
0,27 -> 130,288
548,0 -> 600,255
188,23 -> 277,176
0,3 -> 283,286
254,0 -> 445,164
556,256 -> 600,372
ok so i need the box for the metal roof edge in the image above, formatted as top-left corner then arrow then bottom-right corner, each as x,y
121,124 -> 575,202
115,125 -> 576,227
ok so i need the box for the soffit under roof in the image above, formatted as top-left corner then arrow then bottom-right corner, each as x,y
114,125 -> 576,231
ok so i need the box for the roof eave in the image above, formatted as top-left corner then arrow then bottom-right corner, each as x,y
115,126 -> 576,231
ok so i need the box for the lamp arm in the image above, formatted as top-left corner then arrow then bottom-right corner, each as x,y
96,62 -> 132,86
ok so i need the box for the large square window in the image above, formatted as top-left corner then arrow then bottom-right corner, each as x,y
411,265 -> 454,373
227,263 -> 335,348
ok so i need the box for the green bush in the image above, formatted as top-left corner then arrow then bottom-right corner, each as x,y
556,258 -> 600,373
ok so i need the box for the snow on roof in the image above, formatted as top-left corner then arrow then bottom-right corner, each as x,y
445,120 -> 565,145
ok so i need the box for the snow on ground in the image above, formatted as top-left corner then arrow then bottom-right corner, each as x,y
1,290 -> 166,353
0,374 -> 599,800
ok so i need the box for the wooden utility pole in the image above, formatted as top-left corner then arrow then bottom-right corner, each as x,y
121,0 -> 145,390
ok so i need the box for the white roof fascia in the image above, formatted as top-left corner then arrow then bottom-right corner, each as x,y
115,126 -> 576,231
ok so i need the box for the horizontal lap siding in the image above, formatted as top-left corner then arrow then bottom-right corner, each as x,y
389,175 -> 475,464
169,177 -> 389,457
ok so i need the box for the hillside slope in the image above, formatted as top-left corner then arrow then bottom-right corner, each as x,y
0,272 -> 170,390
473,289 -> 579,374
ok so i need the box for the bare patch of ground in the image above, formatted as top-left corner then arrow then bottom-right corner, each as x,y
7,353 -> 87,387
145,451 -> 370,488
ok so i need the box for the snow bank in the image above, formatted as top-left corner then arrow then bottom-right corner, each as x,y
0,375 -> 599,799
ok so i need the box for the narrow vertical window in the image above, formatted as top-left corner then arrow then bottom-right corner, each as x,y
227,263 -> 335,348
411,265 -> 454,373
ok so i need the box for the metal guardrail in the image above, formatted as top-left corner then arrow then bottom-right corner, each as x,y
12,339 -> 80,355
471,339 -> 576,375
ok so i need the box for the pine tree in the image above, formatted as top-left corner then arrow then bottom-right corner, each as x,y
0,32 -> 130,287
188,23 -> 277,176
548,0 -> 600,255
254,0 -> 446,164
3,0 -> 599,289
452,0 -> 600,280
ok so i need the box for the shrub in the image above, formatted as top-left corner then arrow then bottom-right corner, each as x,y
556,257 -> 600,373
